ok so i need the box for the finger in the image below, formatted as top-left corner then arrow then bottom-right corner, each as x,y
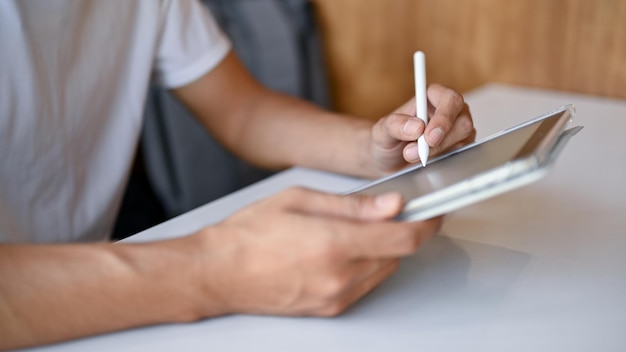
429,103 -> 476,155
281,187 -> 405,221
309,259 -> 397,307
316,259 -> 400,317
425,84 -> 466,147
339,216 -> 442,258
372,113 -> 425,150
341,258 -> 398,292
403,141 -> 420,163
279,188 -> 443,258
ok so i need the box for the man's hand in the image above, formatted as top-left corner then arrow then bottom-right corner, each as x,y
193,187 -> 441,317
0,188 -> 439,350
369,84 -> 476,174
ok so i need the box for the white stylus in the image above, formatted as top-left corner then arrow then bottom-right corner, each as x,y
413,51 -> 429,167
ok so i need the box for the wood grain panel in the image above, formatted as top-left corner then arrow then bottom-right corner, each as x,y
312,0 -> 626,119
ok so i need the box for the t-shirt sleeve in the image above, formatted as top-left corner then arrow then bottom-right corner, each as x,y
154,0 -> 231,89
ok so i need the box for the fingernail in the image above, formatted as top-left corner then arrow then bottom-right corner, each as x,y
402,119 -> 420,136
428,127 -> 444,146
375,192 -> 402,210
404,144 -> 419,162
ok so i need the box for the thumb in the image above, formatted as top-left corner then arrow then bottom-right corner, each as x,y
365,192 -> 405,220
283,188 -> 404,221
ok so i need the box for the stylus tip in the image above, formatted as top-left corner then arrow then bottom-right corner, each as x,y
418,135 -> 429,167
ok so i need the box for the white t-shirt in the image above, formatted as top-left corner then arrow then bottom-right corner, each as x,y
0,0 -> 231,243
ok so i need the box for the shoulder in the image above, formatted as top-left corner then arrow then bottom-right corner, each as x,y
153,0 -> 232,88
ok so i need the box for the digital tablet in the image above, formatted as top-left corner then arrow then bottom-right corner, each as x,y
347,105 -> 583,221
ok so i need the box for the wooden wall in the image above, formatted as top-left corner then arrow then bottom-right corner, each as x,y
311,0 -> 626,119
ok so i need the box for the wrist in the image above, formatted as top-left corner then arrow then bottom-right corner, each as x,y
183,227 -> 236,318
349,117 -> 382,179
116,232 -> 229,323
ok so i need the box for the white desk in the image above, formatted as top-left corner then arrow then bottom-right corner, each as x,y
30,84 -> 626,351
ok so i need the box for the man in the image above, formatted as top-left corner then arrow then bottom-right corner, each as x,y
0,0 -> 475,349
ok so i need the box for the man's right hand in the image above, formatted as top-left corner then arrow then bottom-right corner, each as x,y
193,187 -> 442,317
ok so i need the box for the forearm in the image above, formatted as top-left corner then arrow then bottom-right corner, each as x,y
173,52 -> 382,179
225,90 -> 379,177
0,237 -> 211,350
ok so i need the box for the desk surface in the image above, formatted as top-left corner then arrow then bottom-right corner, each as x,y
30,84 -> 626,352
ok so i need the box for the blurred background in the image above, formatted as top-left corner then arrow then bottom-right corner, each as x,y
312,0 -> 626,119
